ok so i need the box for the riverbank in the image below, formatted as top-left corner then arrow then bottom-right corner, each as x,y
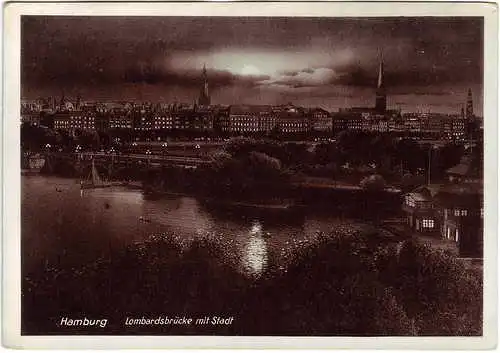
142,173 -> 403,215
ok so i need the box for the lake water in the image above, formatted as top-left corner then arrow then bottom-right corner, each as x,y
22,176 -> 369,278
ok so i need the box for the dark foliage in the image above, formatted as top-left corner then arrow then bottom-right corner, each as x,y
22,229 -> 482,336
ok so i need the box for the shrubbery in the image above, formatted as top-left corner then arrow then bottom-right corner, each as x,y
23,229 -> 482,335
360,174 -> 387,191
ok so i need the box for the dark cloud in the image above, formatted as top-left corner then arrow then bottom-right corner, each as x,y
280,70 -> 299,77
21,16 -> 483,113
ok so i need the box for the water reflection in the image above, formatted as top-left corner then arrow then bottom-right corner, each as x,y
23,176 -> 359,278
250,219 -> 262,235
242,220 -> 268,276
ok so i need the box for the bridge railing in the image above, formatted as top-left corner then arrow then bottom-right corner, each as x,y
45,151 -> 212,165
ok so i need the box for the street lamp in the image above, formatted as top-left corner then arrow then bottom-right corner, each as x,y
161,142 -> 168,155
427,144 -> 438,185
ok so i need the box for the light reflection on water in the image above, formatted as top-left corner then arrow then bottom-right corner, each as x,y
243,234 -> 268,276
22,176 -> 354,277
242,220 -> 268,276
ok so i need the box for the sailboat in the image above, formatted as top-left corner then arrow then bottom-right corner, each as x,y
80,159 -> 120,189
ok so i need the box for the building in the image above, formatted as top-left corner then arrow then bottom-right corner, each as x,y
307,108 -> 332,132
446,153 -> 483,184
332,113 -> 348,134
21,100 -> 43,114
419,114 -> 443,139
225,105 -> 275,133
403,185 -> 439,232
53,112 -> 71,130
333,110 -> 364,132
402,113 -> 422,134
277,106 -> 309,134
171,104 -> 193,131
21,111 -> 41,125
402,180 -> 483,258
191,105 -> 216,132
330,58 -> 389,134
53,111 -> 95,131
152,111 -> 174,131
434,183 -> 483,258
109,111 -> 134,130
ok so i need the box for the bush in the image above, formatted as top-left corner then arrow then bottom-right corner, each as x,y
23,229 -> 482,335
360,174 -> 387,191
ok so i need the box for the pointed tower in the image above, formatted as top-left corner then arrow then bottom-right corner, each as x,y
375,58 -> 387,114
466,88 -> 474,119
76,94 -> 82,111
59,91 -> 66,111
198,64 -> 211,106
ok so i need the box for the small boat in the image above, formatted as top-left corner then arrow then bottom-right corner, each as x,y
80,159 -> 122,189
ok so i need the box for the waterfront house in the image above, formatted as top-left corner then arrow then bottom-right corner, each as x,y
402,185 -> 440,232
402,182 -> 483,258
434,183 -> 483,258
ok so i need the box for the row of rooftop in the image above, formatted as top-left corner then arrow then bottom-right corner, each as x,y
21,98 -> 480,122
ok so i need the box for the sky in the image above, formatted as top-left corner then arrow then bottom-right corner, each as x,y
21,16 -> 483,114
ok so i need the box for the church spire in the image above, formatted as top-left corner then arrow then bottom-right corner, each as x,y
375,55 -> 386,114
377,60 -> 384,89
466,88 -> 474,119
198,64 -> 210,106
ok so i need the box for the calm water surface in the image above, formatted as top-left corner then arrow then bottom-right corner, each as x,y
22,176 -> 363,277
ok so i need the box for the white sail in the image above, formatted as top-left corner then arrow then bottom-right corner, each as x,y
91,160 -> 104,186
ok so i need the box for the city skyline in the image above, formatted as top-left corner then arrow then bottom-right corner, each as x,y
22,16 -> 483,115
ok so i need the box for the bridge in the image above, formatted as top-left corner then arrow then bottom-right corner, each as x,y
89,152 -> 211,167
45,151 -> 212,169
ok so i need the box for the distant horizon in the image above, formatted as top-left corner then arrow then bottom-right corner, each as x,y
21,93 -> 482,117
22,16 -> 483,116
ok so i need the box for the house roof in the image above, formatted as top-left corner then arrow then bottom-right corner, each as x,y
446,153 -> 482,177
446,163 -> 470,176
410,184 -> 442,198
229,105 -> 273,115
407,183 -> 482,208
408,191 -> 432,202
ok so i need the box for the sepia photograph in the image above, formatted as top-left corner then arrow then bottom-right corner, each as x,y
3,1 -> 497,349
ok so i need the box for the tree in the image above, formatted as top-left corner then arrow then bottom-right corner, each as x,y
394,138 -> 426,173
360,174 -> 387,191
401,173 -> 426,191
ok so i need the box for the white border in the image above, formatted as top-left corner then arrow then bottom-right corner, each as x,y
2,2 -> 498,350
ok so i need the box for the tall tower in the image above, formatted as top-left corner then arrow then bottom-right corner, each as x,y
198,64 -> 211,106
375,59 -> 387,114
466,88 -> 474,119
